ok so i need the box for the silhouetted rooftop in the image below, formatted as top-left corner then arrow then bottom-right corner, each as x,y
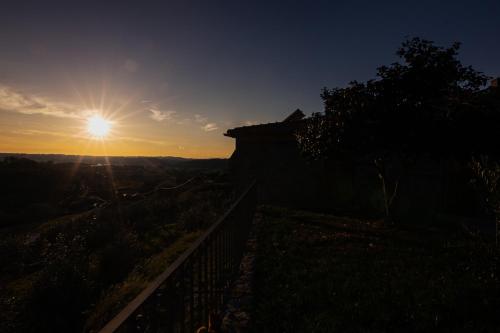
224,109 -> 306,138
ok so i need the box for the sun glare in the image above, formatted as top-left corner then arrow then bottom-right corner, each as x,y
87,115 -> 111,138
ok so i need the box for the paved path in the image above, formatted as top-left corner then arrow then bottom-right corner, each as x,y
220,213 -> 260,333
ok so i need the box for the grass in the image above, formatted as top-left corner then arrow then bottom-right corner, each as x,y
252,206 -> 500,332
84,230 -> 202,331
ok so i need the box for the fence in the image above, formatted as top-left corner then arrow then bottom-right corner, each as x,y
98,180 -> 258,333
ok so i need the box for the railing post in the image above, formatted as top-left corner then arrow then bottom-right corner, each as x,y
203,242 -> 208,325
179,264 -> 186,333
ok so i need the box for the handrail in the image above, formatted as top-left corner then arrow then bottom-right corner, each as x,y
98,180 -> 257,333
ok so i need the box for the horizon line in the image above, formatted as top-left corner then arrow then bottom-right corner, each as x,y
0,151 -> 228,160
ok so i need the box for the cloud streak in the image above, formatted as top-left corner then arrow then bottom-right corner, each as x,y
194,113 -> 219,132
114,135 -> 170,146
202,123 -> 219,132
10,129 -> 85,138
0,85 -> 84,119
194,114 -> 208,123
149,108 -> 176,122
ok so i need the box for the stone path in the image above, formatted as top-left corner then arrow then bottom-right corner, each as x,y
220,214 -> 259,333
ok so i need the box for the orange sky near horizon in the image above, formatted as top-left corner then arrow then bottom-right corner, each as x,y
0,84 -> 259,158
0,132 -> 234,159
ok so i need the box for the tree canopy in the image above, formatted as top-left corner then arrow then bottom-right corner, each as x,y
298,38 -> 500,221
298,37 -> 499,162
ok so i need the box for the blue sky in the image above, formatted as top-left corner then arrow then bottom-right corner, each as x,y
0,1 -> 499,157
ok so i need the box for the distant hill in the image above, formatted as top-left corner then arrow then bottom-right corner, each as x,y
0,153 -> 227,169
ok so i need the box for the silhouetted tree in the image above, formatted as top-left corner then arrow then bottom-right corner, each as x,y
298,37 -> 499,222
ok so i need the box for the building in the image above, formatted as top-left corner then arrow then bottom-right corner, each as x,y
224,110 -> 319,206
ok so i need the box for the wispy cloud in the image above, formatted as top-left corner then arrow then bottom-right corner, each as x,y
115,136 -> 169,146
142,100 -> 177,122
202,123 -> 219,132
194,114 -> 208,123
9,128 -> 88,140
149,108 -> 176,122
0,85 -> 83,119
176,118 -> 192,125
194,113 -> 219,132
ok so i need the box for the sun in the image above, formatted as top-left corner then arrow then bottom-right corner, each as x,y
87,115 -> 111,138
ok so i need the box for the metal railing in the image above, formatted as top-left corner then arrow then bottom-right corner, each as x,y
98,180 -> 257,333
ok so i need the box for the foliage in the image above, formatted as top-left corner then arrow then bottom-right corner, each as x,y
300,37 -> 491,158
471,157 -> 500,214
297,38 -> 498,220
470,157 -> 500,243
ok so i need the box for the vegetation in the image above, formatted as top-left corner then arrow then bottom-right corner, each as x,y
470,157 -> 500,244
253,206 -> 500,332
297,38 -> 500,221
255,39 -> 500,331
0,157 -> 234,333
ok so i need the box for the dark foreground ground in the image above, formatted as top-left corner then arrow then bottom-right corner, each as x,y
252,206 -> 500,332
0,157 -> 233,333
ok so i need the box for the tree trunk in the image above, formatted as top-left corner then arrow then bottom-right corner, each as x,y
375,158 -> 399,225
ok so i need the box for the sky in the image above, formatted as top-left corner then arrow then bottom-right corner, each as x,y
0,1 -> 499,158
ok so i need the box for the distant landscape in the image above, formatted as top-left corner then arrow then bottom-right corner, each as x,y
0,154 -> 232,332
0,153 -> 227,168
